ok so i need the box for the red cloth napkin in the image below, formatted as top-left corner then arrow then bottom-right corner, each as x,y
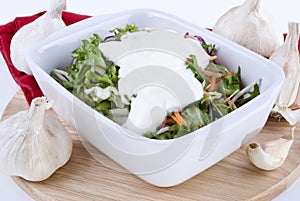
0,11 -> 90,104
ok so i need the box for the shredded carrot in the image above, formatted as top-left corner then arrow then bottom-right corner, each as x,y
221,72 -> 228,78
205,76 -> 222,91
161,116 -> 176,127
165,117 -> 176,124
210,55 -> 217,61
225,96 -> 237,110
204,83 -> 212,91
204,93 -> 210,98
210,76 -> 217,91
186,58 -> 192,65
220,70 -> 235,78
171,112 -> 187,126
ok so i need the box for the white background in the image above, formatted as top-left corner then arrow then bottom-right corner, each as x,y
0,0 -> 300,200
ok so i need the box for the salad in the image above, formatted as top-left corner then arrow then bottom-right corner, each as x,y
51,24 -> 261,140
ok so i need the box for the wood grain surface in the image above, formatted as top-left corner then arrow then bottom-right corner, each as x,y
2,91 -> 300,201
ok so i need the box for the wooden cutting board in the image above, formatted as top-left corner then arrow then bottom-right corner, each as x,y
2,91 -> 300,201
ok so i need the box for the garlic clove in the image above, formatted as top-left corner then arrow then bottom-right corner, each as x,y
213,0 -> 282,58
270,22 -> 300,125
270,22 -> 300,108
246,126 -> 294,170
10,0 -> 67,75
0,97 -> 72,181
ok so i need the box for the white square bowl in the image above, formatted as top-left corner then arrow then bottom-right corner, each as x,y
26,9 -> 284,187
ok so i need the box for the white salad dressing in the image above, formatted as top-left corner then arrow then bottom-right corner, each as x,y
116,49 -> 187,78
99,29 -> 210,135
123,85 -> 180,134
99,29 -> 210,71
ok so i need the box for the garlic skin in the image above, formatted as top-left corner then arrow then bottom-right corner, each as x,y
0,97 -> 72,181
270,22 -> 300,125
291,89 -> 300,110
213,0 -> 282,57
246,126 -> 294,170
10,0 -> 66,75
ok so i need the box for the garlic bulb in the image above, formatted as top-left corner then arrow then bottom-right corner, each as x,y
246,126 -> 294,170
213,0 -> 282,57
10,0 -> 66,75
270,22 -> 300,126
0,97 -> 72,181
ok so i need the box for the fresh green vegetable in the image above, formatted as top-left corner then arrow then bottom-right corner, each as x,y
148,55 -> 259,139
52,24 -> 141,120
51,25 -> 261,140
52,33 -> 125,119
201,40 -> 217,56
221,66 -> 241,96
186,55 -> 207,83
235,83 -> 260,107
181,105 -> 211,133
109,23 -> 139,40
145,98 -> 212,139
